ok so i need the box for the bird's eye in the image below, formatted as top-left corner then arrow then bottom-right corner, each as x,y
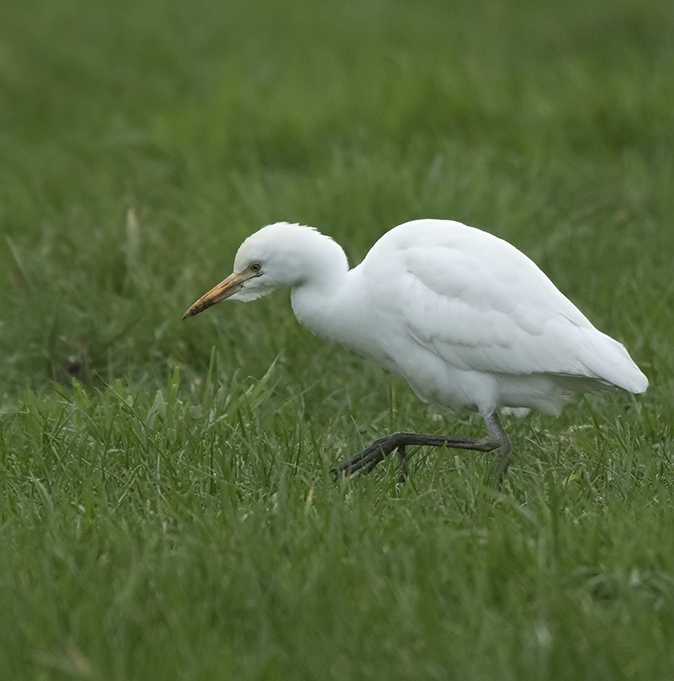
250,263 -> 261,273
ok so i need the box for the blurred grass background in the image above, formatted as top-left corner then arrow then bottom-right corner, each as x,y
1,0 -> 673,679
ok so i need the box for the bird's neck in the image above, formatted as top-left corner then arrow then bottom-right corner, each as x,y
290,261 -> 352,342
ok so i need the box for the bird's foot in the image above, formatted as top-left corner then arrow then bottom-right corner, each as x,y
330,434 -> 402,479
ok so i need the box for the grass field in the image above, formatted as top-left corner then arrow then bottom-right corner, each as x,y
1,0 -> 674,678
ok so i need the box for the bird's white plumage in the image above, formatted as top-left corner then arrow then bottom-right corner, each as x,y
212,219 -> 647,418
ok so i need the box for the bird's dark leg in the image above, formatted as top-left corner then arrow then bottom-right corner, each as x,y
486,413 -> 512,490
397,445 -> 408,484
331,413 -> 512,488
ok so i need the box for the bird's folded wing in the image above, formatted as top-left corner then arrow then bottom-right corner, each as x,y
382,244 -> 626,382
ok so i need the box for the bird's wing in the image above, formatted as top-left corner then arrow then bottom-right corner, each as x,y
364,226 -> 633,386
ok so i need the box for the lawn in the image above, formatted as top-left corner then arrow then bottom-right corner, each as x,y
1,0 -> 674,678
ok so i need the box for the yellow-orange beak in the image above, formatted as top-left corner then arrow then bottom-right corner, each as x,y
182,271 -> 252,320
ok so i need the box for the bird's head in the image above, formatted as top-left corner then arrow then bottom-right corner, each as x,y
182,222 -> 344,319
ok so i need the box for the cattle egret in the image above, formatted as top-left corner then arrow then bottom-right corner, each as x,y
183,219 -> 647,485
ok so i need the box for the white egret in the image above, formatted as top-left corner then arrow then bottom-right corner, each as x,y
183,219 -> 647,484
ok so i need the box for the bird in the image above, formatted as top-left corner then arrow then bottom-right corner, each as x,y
183,219 -> 648,485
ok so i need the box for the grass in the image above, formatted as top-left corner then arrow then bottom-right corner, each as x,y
1,0 -> 674,678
